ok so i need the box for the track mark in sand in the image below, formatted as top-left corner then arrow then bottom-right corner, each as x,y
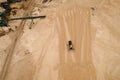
56,6 -> 96,80
62,10 -> 76,63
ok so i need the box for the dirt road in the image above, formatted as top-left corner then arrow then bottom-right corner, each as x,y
0,0 -> 36,80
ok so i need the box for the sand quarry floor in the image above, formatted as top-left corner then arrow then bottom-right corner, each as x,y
0,0 -> 120,80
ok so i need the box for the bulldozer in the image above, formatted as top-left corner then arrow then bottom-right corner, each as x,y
67,40 -> 74,50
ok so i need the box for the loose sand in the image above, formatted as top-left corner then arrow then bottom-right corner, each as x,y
0,0 -> 120,80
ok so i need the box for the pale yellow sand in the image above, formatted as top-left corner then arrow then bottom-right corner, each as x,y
0,0 -> 120,80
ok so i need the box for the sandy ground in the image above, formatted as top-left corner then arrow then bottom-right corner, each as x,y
0,0 -> 120,80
